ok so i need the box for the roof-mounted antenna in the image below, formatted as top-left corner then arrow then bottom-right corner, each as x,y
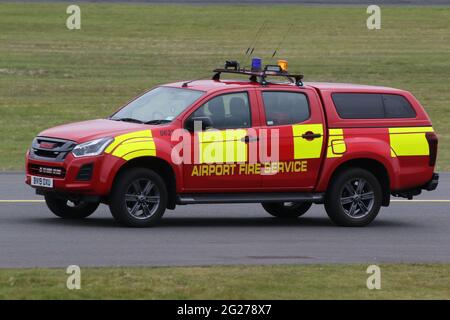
181,80 -> 196,87
182,74 -> 211,87
245,20 -> 267,55
243,20 -> 268,66
271,23 -> 294,59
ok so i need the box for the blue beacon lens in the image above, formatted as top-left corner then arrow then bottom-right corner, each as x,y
251,57 -> 262,71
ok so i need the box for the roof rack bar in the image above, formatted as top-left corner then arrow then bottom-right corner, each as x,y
212,68 -> 304,86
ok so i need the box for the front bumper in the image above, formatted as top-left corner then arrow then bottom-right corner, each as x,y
25,151 -> 124,196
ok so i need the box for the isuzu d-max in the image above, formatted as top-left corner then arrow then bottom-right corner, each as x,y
25,63 -> 439,227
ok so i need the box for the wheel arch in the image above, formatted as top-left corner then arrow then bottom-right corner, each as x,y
112,156 -> 177,209
320,157 -> 392,206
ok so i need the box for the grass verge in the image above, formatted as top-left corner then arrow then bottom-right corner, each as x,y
0,264 -> 449,299
0,4 -> 449,170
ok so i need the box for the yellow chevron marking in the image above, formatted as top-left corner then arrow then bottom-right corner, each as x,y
327,128 -> 346,158
292,124 -> 324,159
105,130 -> 156,160
198,129 -> 247,164
389,127 -> 433,157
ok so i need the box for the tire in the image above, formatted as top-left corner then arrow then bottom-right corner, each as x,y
262,201 -> 312,218
45,194 -> 99,219
324,167 -> 382,227
109,167 -> 167,227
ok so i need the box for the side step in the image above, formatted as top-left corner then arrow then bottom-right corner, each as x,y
176,192 -> 324,205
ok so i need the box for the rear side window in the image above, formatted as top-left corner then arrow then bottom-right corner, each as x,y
262,91 -> 310,126
332,93 -> 384,119
383,94 -> 416,118
332,93 -> 416,119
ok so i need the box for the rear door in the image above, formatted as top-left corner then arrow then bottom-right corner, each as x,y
256,88 -> 326,190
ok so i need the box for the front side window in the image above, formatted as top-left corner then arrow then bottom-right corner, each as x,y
262,91 -> 310,126
191,92 -> 251,130
111,87 -> 204,123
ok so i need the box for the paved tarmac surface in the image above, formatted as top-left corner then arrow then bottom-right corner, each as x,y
1,0 -> 449,268
2,0 -> 450,5
0,173 -> 449,268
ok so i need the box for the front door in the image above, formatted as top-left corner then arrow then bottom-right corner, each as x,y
182,90 -> 261,192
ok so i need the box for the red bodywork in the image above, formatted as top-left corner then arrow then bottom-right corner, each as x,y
25,80 -> 437,199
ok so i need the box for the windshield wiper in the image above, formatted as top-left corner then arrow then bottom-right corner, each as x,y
144,119 -> 172,125
109,117 -> 171,125
110,117 -> 144,124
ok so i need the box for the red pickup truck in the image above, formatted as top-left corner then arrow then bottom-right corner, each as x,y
25,65 -> 439,227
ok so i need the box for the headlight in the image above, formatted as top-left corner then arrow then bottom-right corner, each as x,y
72,137 -> 113,158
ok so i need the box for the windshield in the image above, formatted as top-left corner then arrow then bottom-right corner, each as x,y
110,87 -> 204,123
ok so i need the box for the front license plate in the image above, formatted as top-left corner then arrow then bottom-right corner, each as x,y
30,176 -> 53,188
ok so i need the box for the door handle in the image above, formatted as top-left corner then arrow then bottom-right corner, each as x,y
241,136 -> 259,143
301,132 -> 322,140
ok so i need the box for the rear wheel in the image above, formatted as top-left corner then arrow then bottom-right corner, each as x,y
109,168 -> 167,227
324,168 -> 382,227
45,194 -> 99,219
262,201 -> 312,218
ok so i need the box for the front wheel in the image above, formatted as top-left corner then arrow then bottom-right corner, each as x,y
45,194 -> 99,219
324,168 -> 382,227
262,202 -> 312,218
109,168 -> 167,227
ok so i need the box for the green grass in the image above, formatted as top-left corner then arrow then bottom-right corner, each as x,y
0,264 -> 449,299
0,4 -> 449,170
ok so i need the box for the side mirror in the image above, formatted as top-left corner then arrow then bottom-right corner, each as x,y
185,116 -> 213,132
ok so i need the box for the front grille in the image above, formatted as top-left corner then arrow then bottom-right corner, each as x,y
76,163 -> 94,181
29,137 -> 76,162
28,164 -> 66,178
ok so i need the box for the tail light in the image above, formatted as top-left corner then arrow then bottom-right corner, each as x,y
426,132 -> 438,166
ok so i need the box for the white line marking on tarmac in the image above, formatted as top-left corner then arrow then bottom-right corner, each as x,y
391,199 -> 450,203
0,200 -> 45,203
0,199 -> 450,203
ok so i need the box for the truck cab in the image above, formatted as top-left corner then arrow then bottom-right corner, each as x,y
25,64 -> 439,227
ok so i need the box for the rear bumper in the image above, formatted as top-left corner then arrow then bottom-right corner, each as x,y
422,172 -> 439,191
392,172 -> 439,199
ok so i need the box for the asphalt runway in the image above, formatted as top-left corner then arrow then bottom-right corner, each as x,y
2,0 -> 450,5
0,173 -> 449,268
